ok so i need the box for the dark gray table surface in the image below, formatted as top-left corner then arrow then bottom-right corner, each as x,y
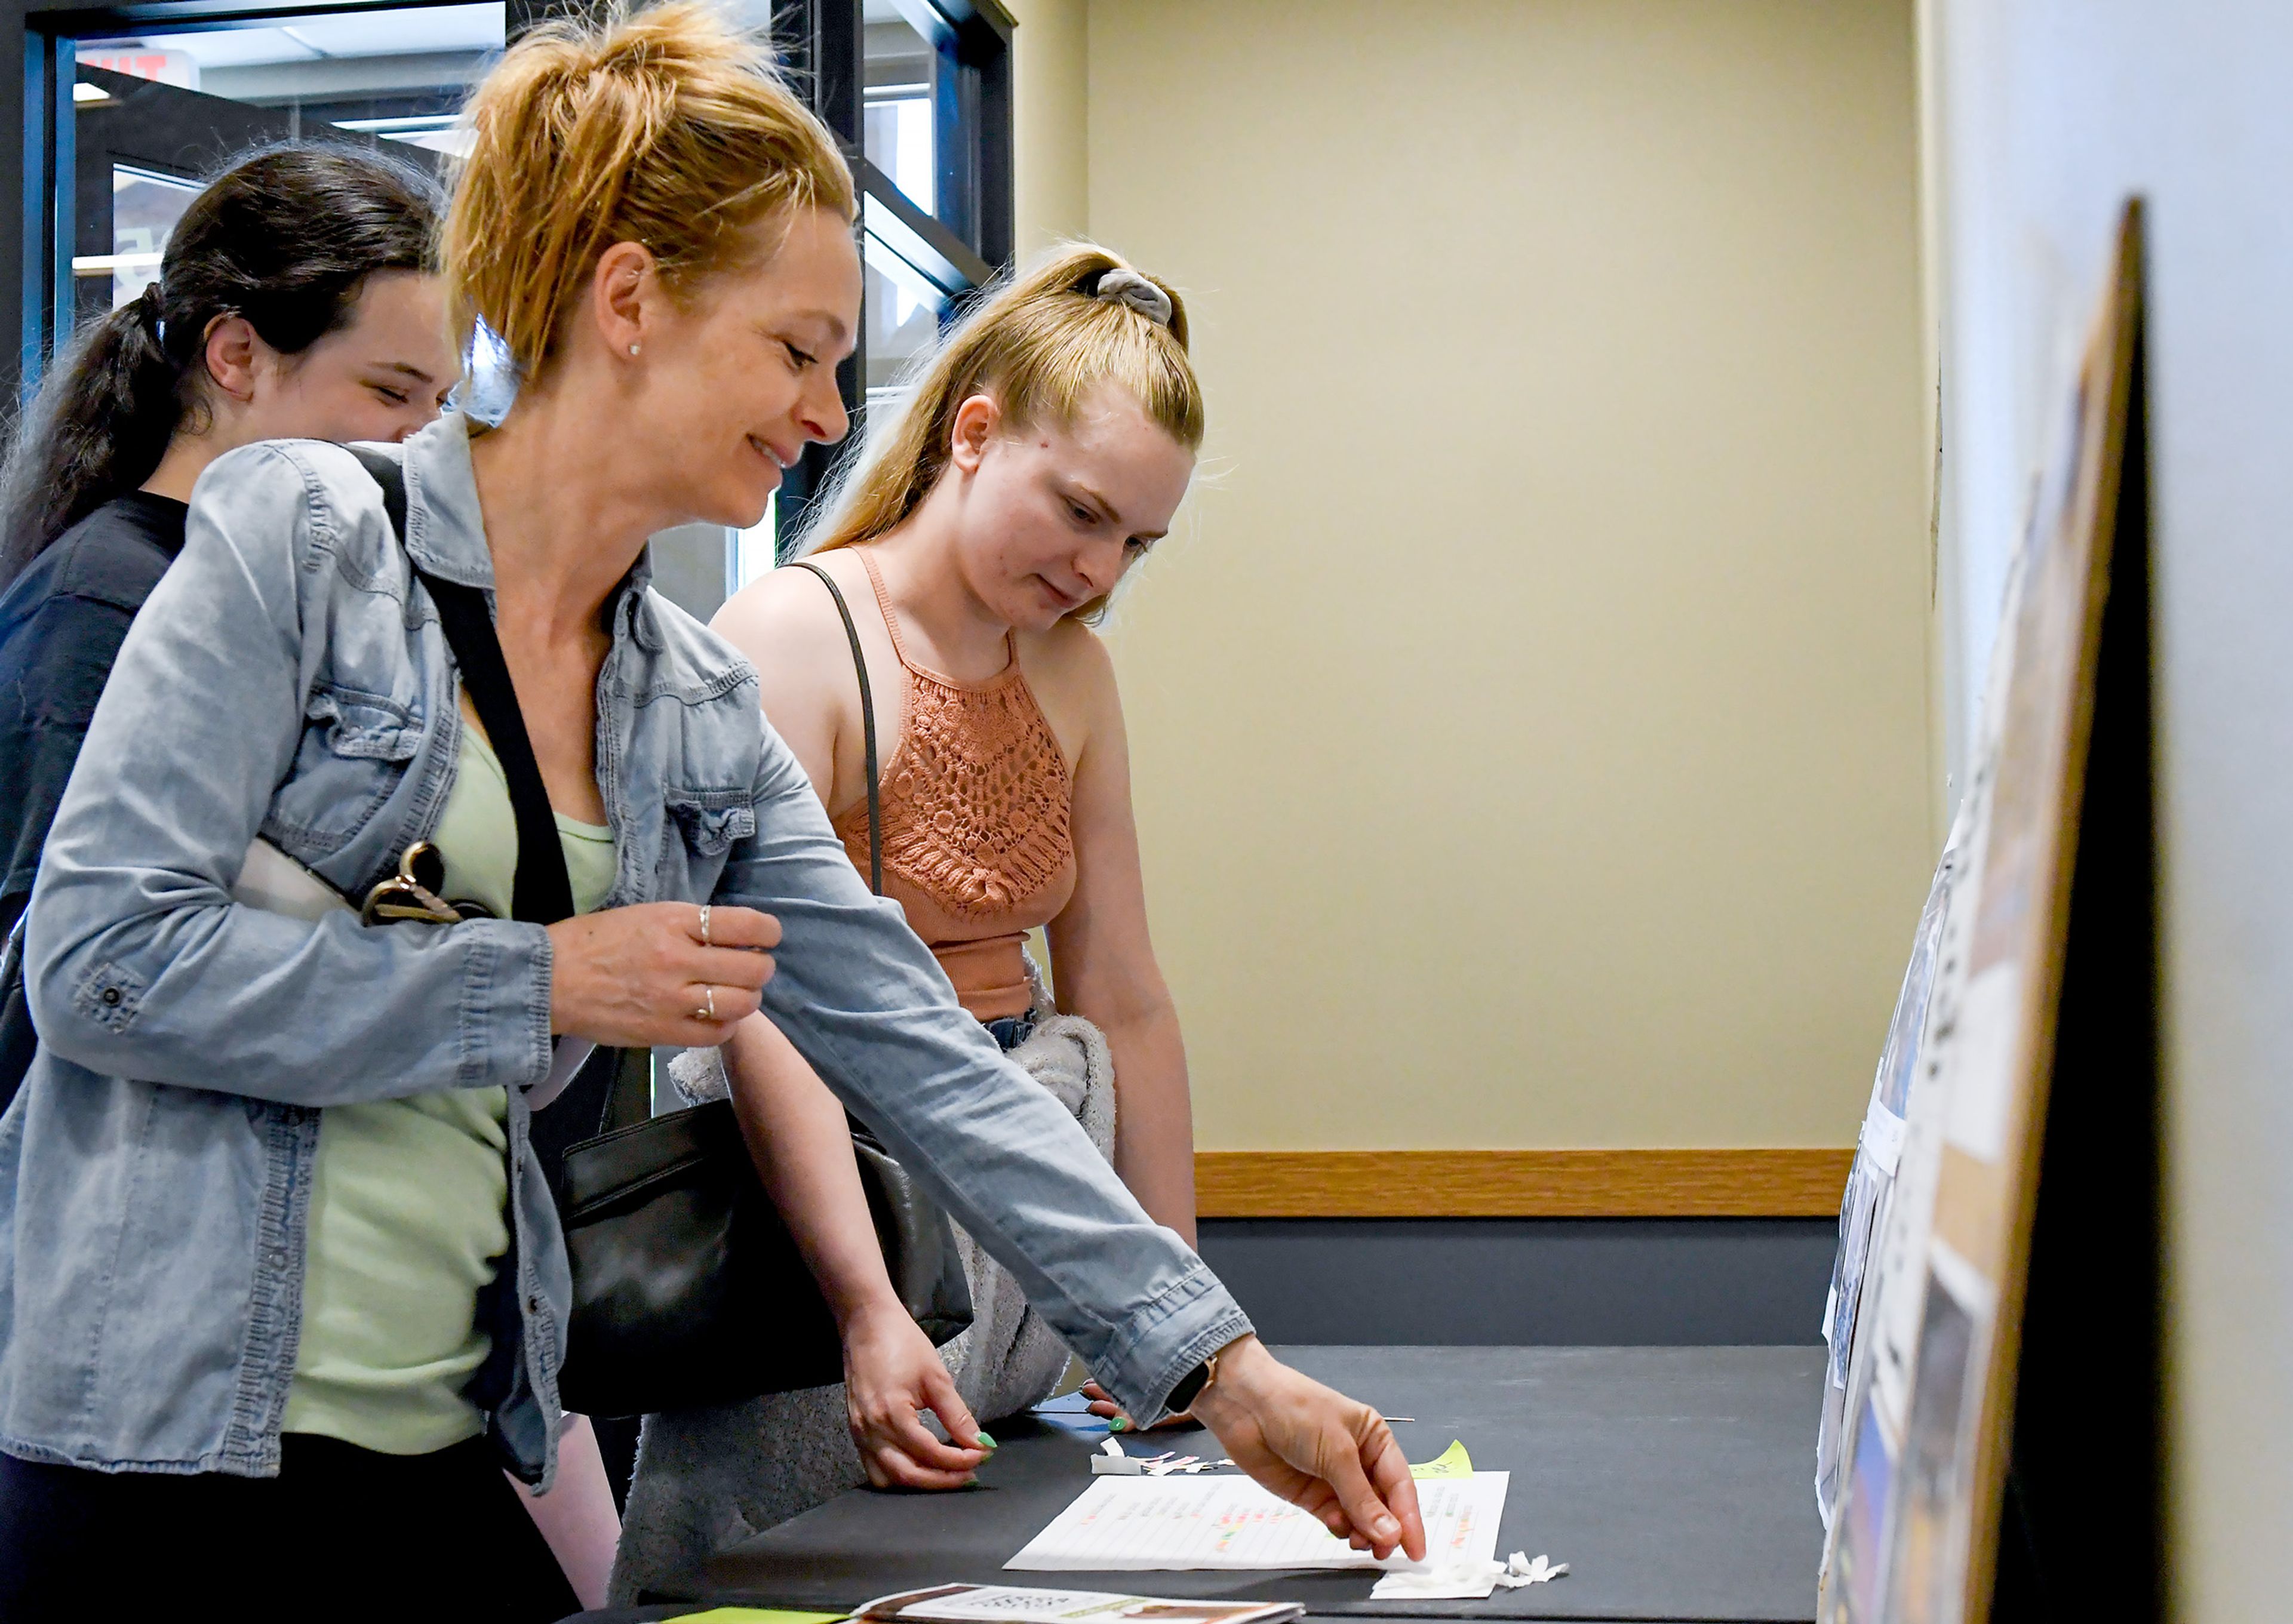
621,1345 -> 1822,1624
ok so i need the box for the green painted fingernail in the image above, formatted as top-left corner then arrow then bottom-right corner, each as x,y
975,1432 -> 997,1451
1109,1416 -> 1130,1432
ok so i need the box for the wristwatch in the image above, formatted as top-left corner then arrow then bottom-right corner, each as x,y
1166,1348 -> 1221,1414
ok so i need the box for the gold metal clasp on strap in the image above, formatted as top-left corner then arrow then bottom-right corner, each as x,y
360,840 -> 493,925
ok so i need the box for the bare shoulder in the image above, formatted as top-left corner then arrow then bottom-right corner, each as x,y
1019,615 -> 1124,765
710,553 -> 866,693
1020,614 -> 1119,701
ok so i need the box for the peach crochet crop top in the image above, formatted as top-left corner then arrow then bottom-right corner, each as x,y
830,550 -> 1077,1021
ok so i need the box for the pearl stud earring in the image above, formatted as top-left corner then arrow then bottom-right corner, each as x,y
628,342 -> 641,356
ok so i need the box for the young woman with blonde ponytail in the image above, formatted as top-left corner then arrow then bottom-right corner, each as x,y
617,245 -> 1221,1587
0,8 -> 1421,1614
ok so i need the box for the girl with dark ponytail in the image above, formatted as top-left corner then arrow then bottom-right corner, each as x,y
0,142 -> 446,1090
0,278 -> 183,571
0,143 -> 445,580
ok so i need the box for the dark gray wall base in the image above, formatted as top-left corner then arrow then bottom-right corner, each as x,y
1195,1217 -> 1834,1347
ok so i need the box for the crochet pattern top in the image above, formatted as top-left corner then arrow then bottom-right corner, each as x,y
831,550 -> 1077,1020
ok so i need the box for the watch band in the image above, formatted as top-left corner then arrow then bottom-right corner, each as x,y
1167,1349 -> 1220,1413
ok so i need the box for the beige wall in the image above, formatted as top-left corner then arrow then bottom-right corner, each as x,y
1074,0 -> 1932,1151
1006,0 -> 1089,251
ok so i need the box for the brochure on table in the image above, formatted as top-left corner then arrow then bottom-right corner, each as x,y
1006,1470 -> 1507,1580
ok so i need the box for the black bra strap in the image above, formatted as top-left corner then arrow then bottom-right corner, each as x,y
789,559 -> 881,896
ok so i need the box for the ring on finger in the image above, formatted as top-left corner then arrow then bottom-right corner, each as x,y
697,903 -> 712,948
691,985 -> 718,1023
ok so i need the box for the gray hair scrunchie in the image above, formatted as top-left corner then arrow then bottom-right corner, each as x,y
1092,267 -> 1173,328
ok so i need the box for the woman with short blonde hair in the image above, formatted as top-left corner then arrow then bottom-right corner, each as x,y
0,8 -> 1421,1614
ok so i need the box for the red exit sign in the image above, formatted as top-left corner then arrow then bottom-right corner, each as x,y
80,47 -> 198,91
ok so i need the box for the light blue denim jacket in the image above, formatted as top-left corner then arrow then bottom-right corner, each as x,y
0,413 -> 1247,1484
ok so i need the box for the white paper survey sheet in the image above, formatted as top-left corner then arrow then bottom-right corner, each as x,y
1006,1471 -> 1508,1574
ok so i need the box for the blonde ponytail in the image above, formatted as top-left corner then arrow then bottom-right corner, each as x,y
798,243 -> 1202,621
443,1 -> 854,379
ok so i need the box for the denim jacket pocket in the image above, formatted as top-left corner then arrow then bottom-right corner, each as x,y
654,791 -> 755,903
668,793 -> 756,857
266,683 -> 422,847
308,686 -> 420,760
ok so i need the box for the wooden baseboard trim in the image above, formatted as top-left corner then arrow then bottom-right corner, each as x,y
1193,1148 -> 1854,1219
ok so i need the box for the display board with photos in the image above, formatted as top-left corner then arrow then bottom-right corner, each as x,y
1814,825 -> 1962,1531
1818,202 -> 2148,1624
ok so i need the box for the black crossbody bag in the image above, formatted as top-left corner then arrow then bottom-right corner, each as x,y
354,451 -> 969,1417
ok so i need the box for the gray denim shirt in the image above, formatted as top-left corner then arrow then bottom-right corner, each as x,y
0,413 -> 1247,1485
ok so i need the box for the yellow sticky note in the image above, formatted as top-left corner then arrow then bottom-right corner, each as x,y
1410,1439 -> 1473,1479
673,1611 -> 846,1624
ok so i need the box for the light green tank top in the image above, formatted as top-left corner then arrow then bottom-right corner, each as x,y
283,715 -> 615,1454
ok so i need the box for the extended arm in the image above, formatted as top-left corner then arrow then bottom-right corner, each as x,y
718,1010 -> 987,1487
1044,636 -> 1197,1244
709,573 -> 1419,1556
718,724 -> 1235,1418
717,733 -> 1418,1555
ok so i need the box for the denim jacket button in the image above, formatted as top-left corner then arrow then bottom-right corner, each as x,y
100,987 -> 122,1007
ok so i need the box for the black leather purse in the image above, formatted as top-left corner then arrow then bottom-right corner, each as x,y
557,1096 -> 970,1413
351,451 -> 971,1419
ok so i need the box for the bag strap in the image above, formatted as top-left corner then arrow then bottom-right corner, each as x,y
789,559 -> 881,896
350,444 -> 410,541
348,447 -> 574,926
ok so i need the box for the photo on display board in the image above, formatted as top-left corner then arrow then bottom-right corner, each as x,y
1816,833 -> 1963,1530
1885,1268 -> 1983,1624
1820,759 -> 1993,1620
1836,1394 -> 1899,1623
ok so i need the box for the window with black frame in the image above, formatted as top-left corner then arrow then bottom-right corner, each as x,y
17,4 -> 501,392
16,0 -> 1012,612
740,0 -> 1013,585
